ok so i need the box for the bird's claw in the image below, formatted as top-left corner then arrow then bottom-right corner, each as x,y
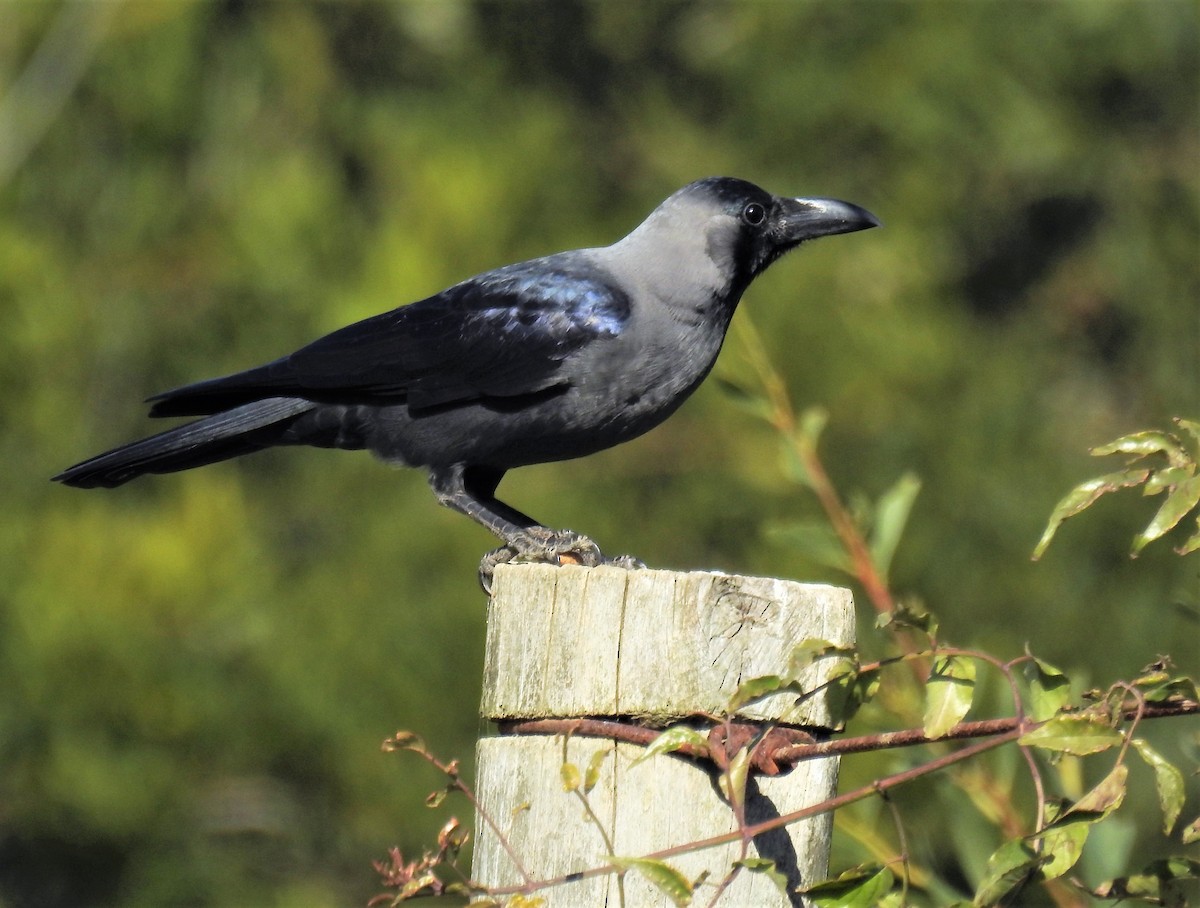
477,528 -> 644,593
606,553 -> 647,570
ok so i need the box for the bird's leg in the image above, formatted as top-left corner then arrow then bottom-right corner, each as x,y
430,465 -> 630,591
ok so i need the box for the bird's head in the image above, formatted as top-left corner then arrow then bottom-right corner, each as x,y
664,176 -> 880,292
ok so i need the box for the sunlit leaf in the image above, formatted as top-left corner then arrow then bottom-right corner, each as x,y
799,406 -> 829,447
383,731 -> 427,754
1132,474 -> 1200,556
583,747 -> 608,793
1183,814 -> 1200,845
1175,417 -> 1200,443
1092,430 -> 1189,467
786,637 -> 852,678
801,863 -> 895,907
1144,465 -> 1195,495
1024,657 -> 1071,722
1018,716 -> 1122,755
608,857 -> 693,906
869,472 -> 921,584
1033,468 -> 1150,560
736,857 -> 789,895
560,762 -> 581,793
924,655 -> 976,739
1131,739 -> 1185,835
973,839 -> 1044,907
398,872 -> 442,899
436,816 -> 466,852
1144,676 -> 1200,704
728,673 -> 785,711
633,726 -> 708,765
1179,517 -> 1200,555
1067,763 -> 1128,819
1033,800 -> 1089,880
717,744 -> 752,811
501,895 -> 547,908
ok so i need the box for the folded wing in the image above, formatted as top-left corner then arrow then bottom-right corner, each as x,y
148,256 -> 631,418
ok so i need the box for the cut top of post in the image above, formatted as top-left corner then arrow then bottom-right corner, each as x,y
481,564 -> 856,729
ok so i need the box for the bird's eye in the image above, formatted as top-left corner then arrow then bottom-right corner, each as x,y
741,202 -> 767,226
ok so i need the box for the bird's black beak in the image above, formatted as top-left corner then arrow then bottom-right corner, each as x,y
775,196 -> 881,244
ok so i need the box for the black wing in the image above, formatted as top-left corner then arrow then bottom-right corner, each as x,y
148,255 -> 631,417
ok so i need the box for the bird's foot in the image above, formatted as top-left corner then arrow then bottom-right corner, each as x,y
478,527 -> 644,593
606,553 -> 647,570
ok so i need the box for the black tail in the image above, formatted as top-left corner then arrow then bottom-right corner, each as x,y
53,398 -> 316,489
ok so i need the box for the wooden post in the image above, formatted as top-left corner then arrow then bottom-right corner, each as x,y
472,564 -> 856,907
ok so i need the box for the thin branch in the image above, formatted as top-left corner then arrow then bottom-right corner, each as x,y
498,700 -> 1200,773
487,729 -> 1021,898
736,315 -> 896,617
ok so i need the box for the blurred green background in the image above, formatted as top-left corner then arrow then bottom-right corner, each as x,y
2,1 -> 1197,905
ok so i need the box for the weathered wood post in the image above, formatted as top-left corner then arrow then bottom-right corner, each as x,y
472,564 -> 855,907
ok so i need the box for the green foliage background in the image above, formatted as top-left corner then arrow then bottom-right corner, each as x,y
2,2 -> 1196,905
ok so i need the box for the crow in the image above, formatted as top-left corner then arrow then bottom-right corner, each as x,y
54,177 -> 878,585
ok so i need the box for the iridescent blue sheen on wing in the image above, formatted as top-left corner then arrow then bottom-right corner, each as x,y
470,258 -> 629,339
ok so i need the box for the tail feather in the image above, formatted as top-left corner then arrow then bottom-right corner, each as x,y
53,398 -> 315,489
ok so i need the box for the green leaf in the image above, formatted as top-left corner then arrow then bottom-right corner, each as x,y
973,839 -> 1044,907
608,857 -> 693,906
1092,430 -> 1189,467
877,598 -> 939,639
728,674 -> 785,711
1018,716 -> 1123,755
713,377 -> 774,423
799,406 -> 829,446
1033,800 -> 1089,880
583,747 -> 608,793
780,409 -> 830,491
924,655 -> 976,739
1182,814 -> 1200,845
1131,739 -> 1185,835
717,744 -> 752,810
1144,675 -> 1200,704
1024,657 -> 1071,722
1067,763 -> 1128,820
1179,516 -> 1200,555
1032,468 -> 1150,560
633,726 -> 709,765
1175,417 -> 1200,443
786,638 -> 853,678
382,731 -> 427,755
560,762 -> 581,793
1094,857 -> 1200,902
1144,465 -> 1195,495
735,857 -> 788,895
1133,474 -> 1200,555
801,864 -> 895,907
869,472 -> 921,584
765,519 -> 853,573
825,664 -> 881,727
